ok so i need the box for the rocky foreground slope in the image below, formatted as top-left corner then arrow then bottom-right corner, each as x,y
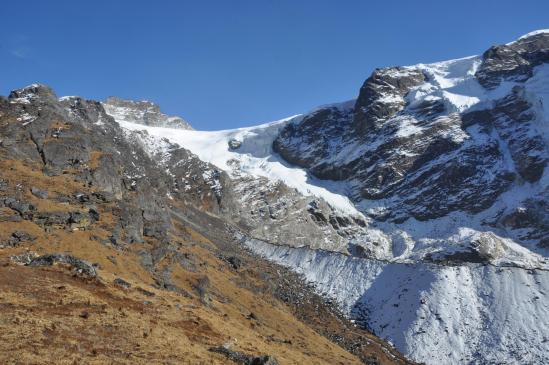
1,30 -> 548,365
0,85 -> 410,364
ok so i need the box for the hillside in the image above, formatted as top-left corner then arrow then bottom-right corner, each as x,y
0,86 -> 410,364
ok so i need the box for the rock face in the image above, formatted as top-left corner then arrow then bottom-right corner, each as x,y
1,85 -> 172,244
476,31 -> 549,89
103,97 -> 193,130
274,32 -> 549,235
353,67 -> 426,135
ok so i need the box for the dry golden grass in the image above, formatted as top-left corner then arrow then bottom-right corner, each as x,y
0,245 -> 365,365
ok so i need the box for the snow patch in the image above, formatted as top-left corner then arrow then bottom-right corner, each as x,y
407,56 -> 516,114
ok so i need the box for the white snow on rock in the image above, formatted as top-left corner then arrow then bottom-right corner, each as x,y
105,58 -> 549,269
112,111 -> 363,217
103,98 -> 193,130
507,29 -> 549,44
405,55 -> 516,115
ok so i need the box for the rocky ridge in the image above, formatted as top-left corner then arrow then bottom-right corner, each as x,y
103,96 -> 193,130
0,83 -> 409,364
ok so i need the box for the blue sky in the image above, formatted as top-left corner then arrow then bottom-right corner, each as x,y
1,0 -> 548,130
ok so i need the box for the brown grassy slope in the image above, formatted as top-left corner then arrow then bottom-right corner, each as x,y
0,158 -> 412,365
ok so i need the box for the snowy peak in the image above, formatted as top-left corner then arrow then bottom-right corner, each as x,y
513,29 -> 549,42
477,30 -> 549,89
102,96 -> 193,130
104,30 -> 549,269
8,83 -> 58,104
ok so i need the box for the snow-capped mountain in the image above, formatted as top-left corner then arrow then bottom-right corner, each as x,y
3,30 -> 547,365
99,30 -> 549,364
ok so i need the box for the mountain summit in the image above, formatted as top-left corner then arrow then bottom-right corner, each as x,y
103,96 -> 193,130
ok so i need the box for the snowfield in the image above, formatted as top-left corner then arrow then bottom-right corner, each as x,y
244,238 -> 549,365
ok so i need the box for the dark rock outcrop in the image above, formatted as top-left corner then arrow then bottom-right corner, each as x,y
114,277 -> 132,289
476,32 -> 549,89
353,67 -> 425,135
209,346 -> 279,365
28,253 -> 97,278
0,231 -> 36,248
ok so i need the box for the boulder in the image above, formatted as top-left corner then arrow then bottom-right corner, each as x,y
209,346 -> 279,365
114,278 -> 131,289
30,187 -> 48,199
228,138 -> 242,150
28,253 -> 97,278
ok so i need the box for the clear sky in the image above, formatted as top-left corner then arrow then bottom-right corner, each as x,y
1,0 -> 548,130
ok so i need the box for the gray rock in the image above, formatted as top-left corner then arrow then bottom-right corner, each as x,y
353,66 -> 425,135
103,97 -> 193,130
33,211 -> 71,227
3,198 -> 36,217
136,287 -> 155,297
73,192 -> 89,202
226,256 -> 242,270
9,84 -> 57,103
28,253 -> 97,278
1,231 -> 36,248
88,207 -> 100,222
195,275 -> 212,306
476,32 -> 549,89
114,278 -> 131,289
2,87 -> 173,246
10,251 -> 39,265
153,266 -> 192,297
12,230 -> 35,243
209,346 -> 279,365
30,187 -> 48,199
228,138 -> 242,150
